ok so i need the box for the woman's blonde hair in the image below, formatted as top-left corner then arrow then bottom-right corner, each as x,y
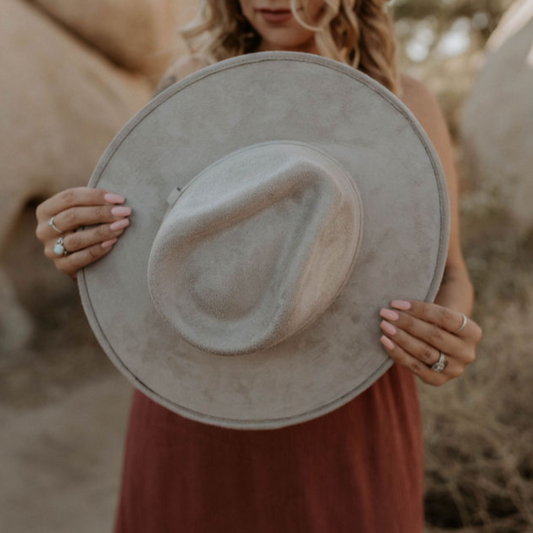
177,0 -> 401,97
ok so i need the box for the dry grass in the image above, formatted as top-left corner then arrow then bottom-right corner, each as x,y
419,150 -> 533,531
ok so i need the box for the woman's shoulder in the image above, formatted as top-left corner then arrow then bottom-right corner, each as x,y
398,73 -> 441,120
152,53 -> 211,97
168,53 -> 211,77
397,72 -> 451,153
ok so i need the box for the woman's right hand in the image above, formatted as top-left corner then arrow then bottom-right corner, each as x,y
35,187 -> 132,281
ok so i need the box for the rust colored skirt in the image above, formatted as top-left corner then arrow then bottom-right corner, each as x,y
113,362 -> 424,533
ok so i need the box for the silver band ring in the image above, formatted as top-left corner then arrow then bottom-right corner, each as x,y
452,312 -> 468,334
430,351 -> 448,373
53,236 -> 69,256
48,216 -> 63,234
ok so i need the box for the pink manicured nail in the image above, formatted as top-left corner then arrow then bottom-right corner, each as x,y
391,300 -> 411,310
380,335 -> 394,350
104,193 -> 125,204
379,308 -> 399,321
380,320 -> 397,335
111,206 -> 131,216
101,238 -> 118,249
110,218 -> 130,231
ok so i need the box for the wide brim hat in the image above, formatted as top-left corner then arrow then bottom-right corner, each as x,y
78,51 -> 449,430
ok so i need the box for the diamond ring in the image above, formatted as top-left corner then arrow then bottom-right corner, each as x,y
430,351 -> 448,373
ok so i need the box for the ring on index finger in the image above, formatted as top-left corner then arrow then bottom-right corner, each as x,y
452,312 -> 468,334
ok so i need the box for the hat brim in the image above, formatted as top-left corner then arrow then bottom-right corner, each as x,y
78,51 -> 449,430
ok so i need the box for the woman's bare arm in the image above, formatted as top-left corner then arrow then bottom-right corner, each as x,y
378,75 -> 482,385
399,74 -> 474,317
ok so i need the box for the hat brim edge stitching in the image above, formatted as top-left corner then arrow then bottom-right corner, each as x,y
77,51 -> 449,427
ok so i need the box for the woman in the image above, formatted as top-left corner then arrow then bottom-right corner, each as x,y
35,1 -> 482,531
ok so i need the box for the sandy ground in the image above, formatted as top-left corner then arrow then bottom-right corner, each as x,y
0,205 -> 134,533
0,375 -> 132,533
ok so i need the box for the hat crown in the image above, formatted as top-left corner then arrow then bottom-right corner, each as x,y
147,140 -> 364,355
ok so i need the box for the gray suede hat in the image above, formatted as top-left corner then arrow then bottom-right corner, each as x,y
78,50 -> 450,430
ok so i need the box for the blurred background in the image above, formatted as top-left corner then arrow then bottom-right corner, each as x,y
1,0 -> 532,531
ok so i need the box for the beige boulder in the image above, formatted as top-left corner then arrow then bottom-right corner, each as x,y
0,0 -> 203,354
28,0 -> 197,84
460,0 -> 533,234
0,0 -> 153,248
0,0 -> 153,353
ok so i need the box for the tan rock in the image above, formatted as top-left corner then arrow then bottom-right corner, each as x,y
29,0 -> 199,83
460,1 -> 533,233
0,0 -> 152,351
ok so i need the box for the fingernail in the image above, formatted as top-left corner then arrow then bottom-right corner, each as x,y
380,320 -> 397,335
380,335 -> 394,350
379,308 -> 399,321
391,300 -> 411,310
111,206 -> 131,216
104,193 -> 125,204
101,237 -> 118,249
110,218 -> 130,231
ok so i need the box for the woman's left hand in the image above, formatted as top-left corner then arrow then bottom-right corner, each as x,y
378,299 -> 482,386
